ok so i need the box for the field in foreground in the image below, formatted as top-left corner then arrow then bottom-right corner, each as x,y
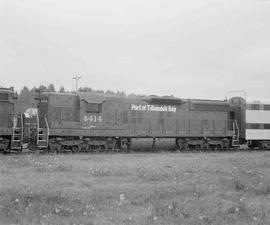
1,152 -> 270,225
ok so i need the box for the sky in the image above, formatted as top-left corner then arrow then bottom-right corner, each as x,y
0,0 -> 270,99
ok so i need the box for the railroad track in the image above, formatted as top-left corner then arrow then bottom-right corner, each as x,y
1,147 -> 268,154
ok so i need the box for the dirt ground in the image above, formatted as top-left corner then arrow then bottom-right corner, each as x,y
1,151 -> 270,225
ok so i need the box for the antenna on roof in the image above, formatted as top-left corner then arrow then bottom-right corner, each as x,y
73,75 -> 82,92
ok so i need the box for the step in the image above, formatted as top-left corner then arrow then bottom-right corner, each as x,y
11,142 -> 21,146
37,145 -> 48,148
37,141 -> 48,144
37,143 -> 48,148
10,146 -> 22,150
11,139 -> 21,142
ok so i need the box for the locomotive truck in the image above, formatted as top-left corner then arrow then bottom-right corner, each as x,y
1,87 -> 270,152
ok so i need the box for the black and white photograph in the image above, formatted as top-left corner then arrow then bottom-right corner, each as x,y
0,0 -> 270,224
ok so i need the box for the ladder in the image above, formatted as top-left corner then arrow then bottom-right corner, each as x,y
36,113 -> 49,148
11,114 -> 23,150
232,119 -> 240,147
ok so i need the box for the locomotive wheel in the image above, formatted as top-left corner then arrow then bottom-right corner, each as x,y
0,139 -> 10,152
176,140 -> 189,151
87,145 -> 95,153
72,145 -> 80,153
80,143 -> 88,152
214,144 -> 222,151
48,143 -> 61,153
119,138 -> 130,153
177,142 -> 184,151
47,145 -> 56,153
99,145 -> 106,153
2,142 -> 9,152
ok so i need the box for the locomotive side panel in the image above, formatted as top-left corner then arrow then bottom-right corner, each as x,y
47,94 -> 80,128
42,93 -> 234,138
123,98 -> 180,136
110,97 -> 233,138
186,100 -> 232,137
0,88 -> 17,151
35,92 -> 235,151
0,100 -> 13,128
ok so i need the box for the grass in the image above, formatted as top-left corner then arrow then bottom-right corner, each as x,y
1,152 -> 270,225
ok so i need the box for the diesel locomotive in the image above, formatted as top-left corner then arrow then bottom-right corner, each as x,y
34,91 -> 237,152
1,86 -> 270,152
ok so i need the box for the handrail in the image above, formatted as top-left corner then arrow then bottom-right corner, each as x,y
36,113 -> 39,146
20,113 -> 23,144
36,112 -> 39,131
234,119 -> 240,144
45,117 -> 49,132
45,117 -> 49,147
13,115 -> 17,129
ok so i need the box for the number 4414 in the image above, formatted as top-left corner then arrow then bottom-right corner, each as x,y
83,115 -> 102,122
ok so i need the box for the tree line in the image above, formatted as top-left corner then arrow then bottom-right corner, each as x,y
14,84 -> 140,113
15,84 -> 62,113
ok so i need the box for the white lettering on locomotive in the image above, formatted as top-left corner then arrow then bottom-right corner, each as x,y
83,115 -> 102,122
131,104 -> 176,113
